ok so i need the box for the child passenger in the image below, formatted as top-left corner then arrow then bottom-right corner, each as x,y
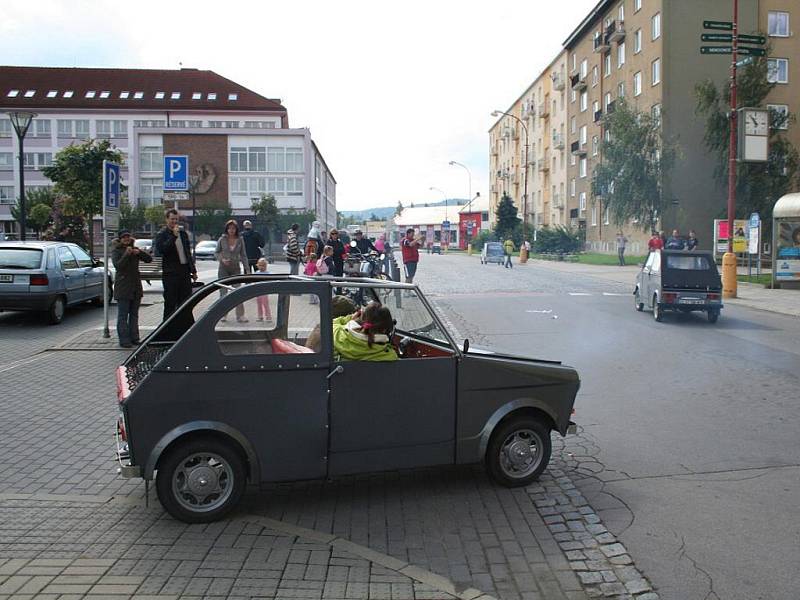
254,257 -> 272,322
332,302 -> 398,362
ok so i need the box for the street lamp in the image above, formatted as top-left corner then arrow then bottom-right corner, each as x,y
448,160 -> 472,205
429,186 -> 449,250
6,111 -> 37,241
491,110 -> 529,262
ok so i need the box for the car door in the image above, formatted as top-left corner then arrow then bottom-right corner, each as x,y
641,252 -> 655,306
56,245 -> 84,304
328,287 -> 457,475
649,251 -> 662,304
69,244 -> 102,300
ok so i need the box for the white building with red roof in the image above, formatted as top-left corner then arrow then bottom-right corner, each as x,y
0,66 -> 336,237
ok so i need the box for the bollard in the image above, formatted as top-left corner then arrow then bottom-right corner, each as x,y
467,243 -> 473,256
520,246 -> 529,264
721,252 -> 737,298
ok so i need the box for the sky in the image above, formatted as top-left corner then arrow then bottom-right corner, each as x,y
1,0 -> 598,210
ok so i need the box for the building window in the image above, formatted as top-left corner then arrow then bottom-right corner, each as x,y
32,119 -> 51,138
634,29 -> 642,53
7,90 -> 19,97
767,104 -> 789,129
634,0 -> 641,12
604,206 -> 610,225
652,58 -> 661,85
133,120 -> 166,128
0,152 -> 13,170
286,147 -> 304,172
592,100 -> 600,117
618,2 -> 624,21
63,90 -> 74,98
652,12 -> 661,40
604,53 -> 612,77
571,88 -> 577,103
570,153 -> 577,166
592,65 -> 599,86
192,92 -> 202,100
651,103 -> 662,127
169,92 -> 179,100
580,91 -> 588,112
230,147 -> 248,172
85,91 -> 96,98
591,203 -> 597,226
134,91 -> 144,99
605,92 -> 612,109
618,81 -> 625,97
579,192 -> 586,212
768,11 -> 789,37
138,177 -> 163,206
634,71 -> 642,96
22,90 -> 35,98
99,91 -> 110,98
208,92 -> 217,100
244,121 -> 276,129
228,93 -> 239,101
0,120 -> 10,138
155,91 -> 165,99
96,120 -> 111,138
119,91 -> 130,99
579,157 -> 587,178
592,136 -> 599,156
570,178 -> 576,197
570,116 -> 577,134
767,58 -> 789,83
249,147 -> 267,172
617,41 -> 626,67
572,53 -> 577,72
0,186 -> 14,203
46,90 -> 57,98
580,59 -> 588,78
580,125 -> 588,147
139,146 -> 163,172
23,152 -> 53,170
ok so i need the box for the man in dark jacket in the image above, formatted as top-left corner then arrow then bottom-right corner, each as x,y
352,229 -> 378,255
112,230 -> 152,348
155,208 -> 197,322
241,220 -> 264,272
328,229 -> 347,276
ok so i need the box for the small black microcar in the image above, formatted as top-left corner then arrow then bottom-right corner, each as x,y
116,276 -> 579,523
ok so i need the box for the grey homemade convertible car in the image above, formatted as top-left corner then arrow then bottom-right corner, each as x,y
116,275 -> 580,523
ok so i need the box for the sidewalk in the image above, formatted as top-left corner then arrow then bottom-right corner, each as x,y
522,258 -> 799,318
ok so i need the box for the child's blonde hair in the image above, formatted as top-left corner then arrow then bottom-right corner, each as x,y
308,252 -> 318,261
323,245 -> 333,256
256,257 -> 268,270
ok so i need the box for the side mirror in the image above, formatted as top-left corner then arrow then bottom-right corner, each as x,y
94,260 -> 104,267
463,339 -> 470,353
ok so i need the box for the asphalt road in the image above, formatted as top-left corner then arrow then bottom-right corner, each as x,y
411,252 -> 799,600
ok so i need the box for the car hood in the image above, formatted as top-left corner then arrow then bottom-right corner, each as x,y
466,344 -> 562,365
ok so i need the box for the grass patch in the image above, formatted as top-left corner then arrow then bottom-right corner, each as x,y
737,273 -> 771,286
576,253 -> 647,266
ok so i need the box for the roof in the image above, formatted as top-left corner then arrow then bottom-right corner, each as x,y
0,66 -> 287,113
459,195 -> 490,214
393,206 -> 452,226
773,193 -> 800,218
562,0 -> 614,48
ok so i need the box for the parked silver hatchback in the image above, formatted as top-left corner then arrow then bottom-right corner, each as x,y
0,241 -> 110,324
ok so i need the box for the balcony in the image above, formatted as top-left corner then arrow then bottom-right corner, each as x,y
551,72 -> 565,91
607,20 -> 625,43
538,152 -> 550,172
552,133 -> 565,150
593,109 -> 603,123
571,140 -> 587,156
538,102 -> 549,118
570,73 -> 587,91
593,32 -> 610,53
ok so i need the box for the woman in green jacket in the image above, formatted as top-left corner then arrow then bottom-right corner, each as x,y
333,302 -> 398,362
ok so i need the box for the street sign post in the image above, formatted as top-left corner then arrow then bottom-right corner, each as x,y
101,160 -> 121,339
703,20 -> 733,30
163,155 -> 189,191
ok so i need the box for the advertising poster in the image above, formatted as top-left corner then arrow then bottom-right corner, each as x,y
715,219 -> 748,254
775,221 -> 800,281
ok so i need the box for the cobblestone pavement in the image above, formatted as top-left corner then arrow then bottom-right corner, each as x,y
0,257 -> 661,600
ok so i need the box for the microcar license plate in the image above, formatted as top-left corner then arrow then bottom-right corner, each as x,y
0,274 -> 13,283
679,298 -> 704,304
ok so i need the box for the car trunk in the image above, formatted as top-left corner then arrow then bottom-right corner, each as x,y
662,254 -> 721,291
0,248 -> 45,294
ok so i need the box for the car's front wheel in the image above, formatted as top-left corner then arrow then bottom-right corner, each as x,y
653,294 -> 663,322
486,417 -> 551,487
47,296 -> 66,325
634,287 -> 644,311
156,437 -> 246,523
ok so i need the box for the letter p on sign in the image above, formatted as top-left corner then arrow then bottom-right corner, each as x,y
169,159 -> 181,178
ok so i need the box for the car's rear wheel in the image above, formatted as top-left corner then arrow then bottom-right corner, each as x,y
156,437 -> 246,523
634,287 -> 644,311
707,309 -> 720,323
486,417 -> 551,487
47,296 -> 66,325
653,294 -> 663,322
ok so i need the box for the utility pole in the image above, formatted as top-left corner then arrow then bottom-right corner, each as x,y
722,0 -> 739,298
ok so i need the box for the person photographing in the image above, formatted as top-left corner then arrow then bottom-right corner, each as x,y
112,230 -> 152,348
155,208 -> 197,322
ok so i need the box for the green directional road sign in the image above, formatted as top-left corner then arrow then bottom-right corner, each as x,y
702,33 -> 733,42
737,56 -> 754,67
738,46 -> 766,56
738,34 -> 766,45
704,20 -> 733,30
701,45 -> 732,54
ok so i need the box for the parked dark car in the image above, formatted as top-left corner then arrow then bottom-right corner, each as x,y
481,241 -> 505,265
0,241 -> 111,324
115,275 -> 580,523
634,250 -> 723,323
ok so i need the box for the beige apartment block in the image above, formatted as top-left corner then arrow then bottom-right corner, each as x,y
488,51 -> 569,235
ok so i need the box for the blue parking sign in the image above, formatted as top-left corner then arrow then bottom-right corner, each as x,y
102,160 -> 121,230
163,155 -> 189,191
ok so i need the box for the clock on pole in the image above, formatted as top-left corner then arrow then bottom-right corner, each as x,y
738,107 -> 769,162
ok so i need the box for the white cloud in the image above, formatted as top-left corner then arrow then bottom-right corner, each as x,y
1,0 -> 596,209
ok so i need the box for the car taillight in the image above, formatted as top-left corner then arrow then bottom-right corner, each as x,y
30,274 -> 48,286
117,415 -> 127,442
662,292 -> 677,302
707,293 -> 720,300
116,366 -> 131,403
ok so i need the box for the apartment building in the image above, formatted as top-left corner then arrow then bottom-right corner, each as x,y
493,0 -> 798,254
0,66 -> 337,237
488,52 -> 570,232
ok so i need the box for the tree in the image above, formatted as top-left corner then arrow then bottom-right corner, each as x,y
277,209 -> 317,237
495,193 -> 521,240
12,187 -> 56,236
41,139 -> 125,256
119,199 -> 146,233
144,204 -> 166,234
194,205 -> 233,237
395,201 -> 404,216
591,99 -> 676,232
695,54 -> 799,223
251,193 -> 280,255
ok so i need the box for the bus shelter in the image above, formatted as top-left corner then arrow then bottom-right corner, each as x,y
772,192 -> 800,289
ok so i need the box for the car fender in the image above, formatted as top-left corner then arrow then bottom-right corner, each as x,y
477,398 -> 559,460
144,420 -> 260,483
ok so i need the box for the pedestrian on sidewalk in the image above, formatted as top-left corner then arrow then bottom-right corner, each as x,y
285,223 -> 303,275
401,228 -> 423,284
215,219 -> 250,322
305,221 -> 323,261
503,238 -> 515,269
155,208 -> 197,323
648,232 -> 664,252
686,230 -> 699,251
616,231 -> 628,266
241,220 -> 265,273
328,229 -> 346,277
112,230 -> 152,348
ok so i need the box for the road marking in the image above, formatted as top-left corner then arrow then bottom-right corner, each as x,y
0,353 -> 49,374
526,309 -> 553,314
602,292 -> 628,296
569,292 -> 592,296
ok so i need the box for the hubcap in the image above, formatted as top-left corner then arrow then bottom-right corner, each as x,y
172,452 -> 233,513
499,429 -> 542,479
